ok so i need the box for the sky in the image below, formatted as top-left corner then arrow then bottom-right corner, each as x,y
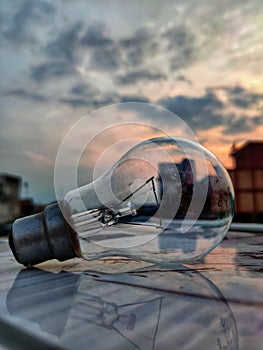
1,0 -> 263,203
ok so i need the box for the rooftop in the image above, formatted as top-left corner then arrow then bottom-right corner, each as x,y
230,140 -> 263,156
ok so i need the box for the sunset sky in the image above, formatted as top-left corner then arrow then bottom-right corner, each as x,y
1,0 -> 263,203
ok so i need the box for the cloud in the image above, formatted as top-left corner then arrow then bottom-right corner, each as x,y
2,88 -> 48,102
30,60 -> 74,82
70,82 -> 99,97
57,82 -> 102,108
58,97 -> 90,108
62,83 -> 150,109
159,90 -> 224,130
116,68 -> 166,85
118,95 -> 150,104
175,74 -> 192,84
80,23 -> 113,47
35,18 -> 192,85
31,21 -> 120,77
224,114 -> 263,135
29,22 -> 83,82
115,23 -> 197,80
162,25 -> 196,70
23,17 -> 197,84
1,0 -> 55,45
89,44 -> 121,71
119,27 -> 157,66
2,0 -> 263,205
45,22 -> 82,63
87,25 -> 159,72
57,93 -> 108,108
223,85 -> 263,109
159,86 -> 263,134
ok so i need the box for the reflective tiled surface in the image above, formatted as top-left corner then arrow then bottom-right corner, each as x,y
0,231 -> 262,350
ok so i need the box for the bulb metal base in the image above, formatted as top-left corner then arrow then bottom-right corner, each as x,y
9,203 -> 77,266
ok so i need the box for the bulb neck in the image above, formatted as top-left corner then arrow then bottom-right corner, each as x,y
9,203 -> 78,266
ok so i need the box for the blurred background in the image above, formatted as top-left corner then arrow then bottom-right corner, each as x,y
0,0 -> 263,227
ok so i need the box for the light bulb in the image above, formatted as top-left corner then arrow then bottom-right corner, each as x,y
9,137 -> 234,267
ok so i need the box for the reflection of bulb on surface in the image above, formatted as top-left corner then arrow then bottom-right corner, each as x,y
9,137 -> 234,266
7,267 -> 238,350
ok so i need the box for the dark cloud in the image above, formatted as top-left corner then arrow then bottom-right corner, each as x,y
120,27 -> 157,66
116,68 -> 166,85
29,22 -> 83,82
231,96 -> 254,109
225,86 -> 246,95
87,25 -> 159,72
121,27 -> 152,49
30,21 -> 119,78
58,94 -> 116,109
80,23 -> 113,47
93,93 -> 149,107
91,95 -> 119,109
223,85 -> 263,109
58,82 -> 101,108
58,97 -> 89,108
45,23 -> 82,63
89,44 -> 121,71
162,25 -> 196,70
40,19 -> 121,76
116,24 -> 198,77
159,86 -> 263,134
175,74 -> 192,84
25,20 -> 196,83
30,61 -> 74,82
2,88 -> 48,102
224,114 -> 263,135
58,91 -> 149,109
70,82 -> 99,97
159,90 -> 224,130
60,80 -> 263,138
2,0 -> 55,44
118,95 -> 149,104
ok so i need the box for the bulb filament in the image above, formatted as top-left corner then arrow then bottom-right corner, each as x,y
71,176 -> 158,235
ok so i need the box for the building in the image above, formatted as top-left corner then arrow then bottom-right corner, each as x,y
228,141 -> 263,222
157,159 -> 195,219
0,173 -> 22,224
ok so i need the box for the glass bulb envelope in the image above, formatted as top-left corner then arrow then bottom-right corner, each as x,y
61,136 -> 234,264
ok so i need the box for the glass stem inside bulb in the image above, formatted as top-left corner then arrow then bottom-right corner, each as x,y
71,176 -> 158,237
71,202 -> 137,232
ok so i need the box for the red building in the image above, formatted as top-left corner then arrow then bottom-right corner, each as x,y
228,141 -> 263,222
